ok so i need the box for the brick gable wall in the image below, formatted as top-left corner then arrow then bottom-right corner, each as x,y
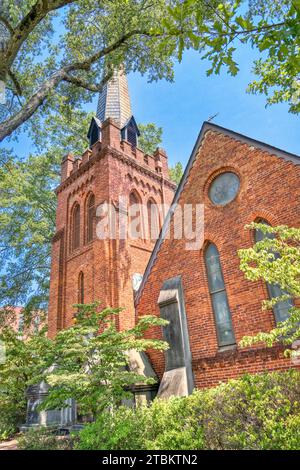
135,128 -> 300,388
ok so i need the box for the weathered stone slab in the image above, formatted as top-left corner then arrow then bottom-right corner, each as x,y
157,367 -> 189,399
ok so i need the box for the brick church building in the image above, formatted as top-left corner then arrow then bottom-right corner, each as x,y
48,69 -> 300,399
48,69 -> 175,338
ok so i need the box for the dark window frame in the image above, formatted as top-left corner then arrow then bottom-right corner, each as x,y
254,219 -> 293,324
204,243 -> 236,348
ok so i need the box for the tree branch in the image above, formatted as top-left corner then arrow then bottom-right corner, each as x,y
8,70 -> 23,96
0,29 -> 158,142
5,0 -> 75,68
0,14 -> 14,36
63,70 -> 113,92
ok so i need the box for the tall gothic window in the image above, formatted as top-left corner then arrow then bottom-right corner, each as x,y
254,220 -> 293,324
78,271 -> 84,304
147,199 -> 160,241
71,203 -> 80,251
205,243 -> 235,347
129,191 -> 142,239
86,194 -> 95,243
18,314 -> 24,334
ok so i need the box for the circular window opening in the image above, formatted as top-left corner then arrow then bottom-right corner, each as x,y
209,172 -> 240,206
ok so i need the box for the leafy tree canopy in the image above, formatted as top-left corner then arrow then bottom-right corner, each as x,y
173,0 -> 300,113
1,1 -> 299,142
169,161 -> 183,185
40,303 -> 168,417
0,303 -> 168,434
0,0 -> 216,142
238,223 -> 300,360
0,324 -> 51,437
138,122 -> 163,155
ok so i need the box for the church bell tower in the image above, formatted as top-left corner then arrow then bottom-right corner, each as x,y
48,69 -> 176,337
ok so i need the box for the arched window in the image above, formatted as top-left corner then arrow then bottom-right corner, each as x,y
129,191 -> 142,239
18,313 -> 24,334
254,220 -> 293,324
71,203 -> 80,251
147,199 -> 160,241
204,243 -> 235,347
86,194 -> 95,243
78,271 -> 84,304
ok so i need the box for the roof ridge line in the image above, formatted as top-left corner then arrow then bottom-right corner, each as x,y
134,120 -> 300,305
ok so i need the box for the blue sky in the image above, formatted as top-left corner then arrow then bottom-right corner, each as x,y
2,44 -> 299,169
128,47 -> 299,168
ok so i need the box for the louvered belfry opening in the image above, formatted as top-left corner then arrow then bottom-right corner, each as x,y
94,67 -> 140,147
127,122 -> 137,147
90,123 -> 99,147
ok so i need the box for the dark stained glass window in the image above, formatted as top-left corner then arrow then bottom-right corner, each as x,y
18,314 -> 24,333
209,172 -> 240,206
255,221 -> 293,324
205,243 -> 235,347
159,300 -> 185,371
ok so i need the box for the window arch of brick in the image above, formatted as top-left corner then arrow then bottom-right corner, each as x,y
70,203 -> 80,252
204,243 -> 235,347
129,190 -> 143,239
85,193 -> 95,244
254,218 -> 293,324
78,271 -> 84,304
147,198 -> 160,241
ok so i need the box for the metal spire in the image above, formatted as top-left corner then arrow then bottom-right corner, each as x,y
96,68 -> 132,128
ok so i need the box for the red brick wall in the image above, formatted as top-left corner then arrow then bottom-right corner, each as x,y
48,119 -> 175,337
136,128 -> 300,388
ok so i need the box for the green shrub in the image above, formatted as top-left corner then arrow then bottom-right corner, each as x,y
18,427 -> 73,450
142,396 -> 204,450
201,370 -> 300,450
74,406 -> 146,450
0,401 -> 25,440
76,370 -> 300,450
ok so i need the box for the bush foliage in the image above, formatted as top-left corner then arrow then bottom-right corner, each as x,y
76,370 -> 300,450
17,427 -> 74,451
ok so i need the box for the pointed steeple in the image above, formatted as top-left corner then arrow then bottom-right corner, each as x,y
96,68 -> 132,128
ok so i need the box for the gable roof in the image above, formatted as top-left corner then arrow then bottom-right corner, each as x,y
135,121 -> 300,305
87,116 -> 101,140
121,115 -> 141,136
